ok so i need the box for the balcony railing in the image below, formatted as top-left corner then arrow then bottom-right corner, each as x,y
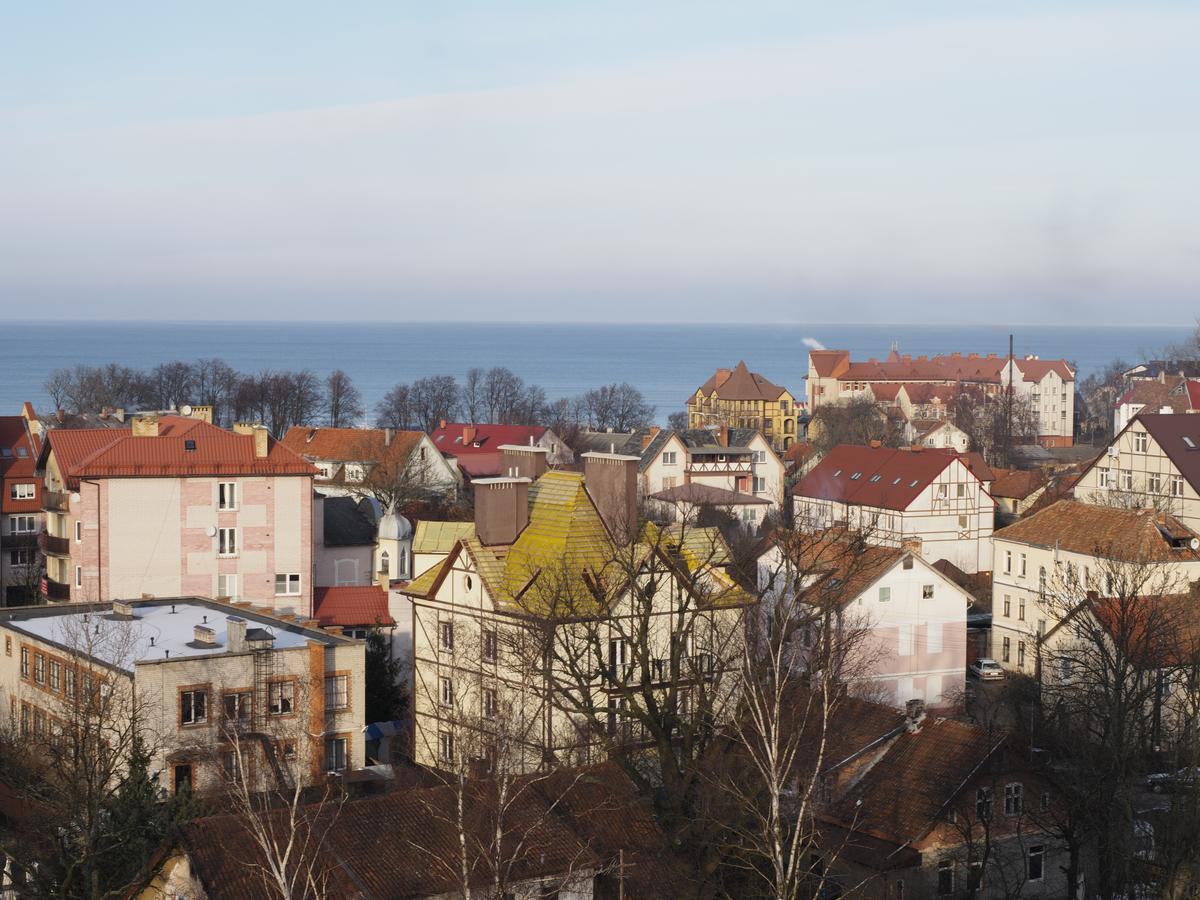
38,533 -> 70,557
42,491 -> 70,512
43,576 -> 71,601
687,460 -> 752,475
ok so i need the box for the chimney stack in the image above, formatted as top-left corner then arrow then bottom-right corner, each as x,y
582,451 -> 641,544
226,616 -> 247,653
905,698 -> 926,733
131,414 -> 160,437
900,537 -> 923,556
642,426 -> 661,450
499,444 -> 549,481
193,624 -> 218,647
385,427 -> 394,447
463,425 -> 477,445
473,477 -> 531,546
235,422 -> 270,457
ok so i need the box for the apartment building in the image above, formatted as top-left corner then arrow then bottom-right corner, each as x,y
989,500 -> 1200,675
35,411 -> 316,612
686,361 -> 803,452
0,597 -> 364,796
807,348 -> 1076,447
1,406 -> 42,606
757,536 -> 972,709
401,447 -> 753,772
280,425 -> 458,499
1075,412 -> 1200,532
791,444 -> 995,573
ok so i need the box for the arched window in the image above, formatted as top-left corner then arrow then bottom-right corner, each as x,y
380,551 -> 390,576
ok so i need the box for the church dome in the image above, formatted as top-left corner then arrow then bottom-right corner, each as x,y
378,510 -> 412,542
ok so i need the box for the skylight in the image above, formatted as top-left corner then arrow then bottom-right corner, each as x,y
833,469 -> 842,477
893,477 -> 902,485
184,439 -> 196,452
17,448 -> 27,458
910,480 -> 919,487
869,475 -> 881,482
850,472 -> 862,480
1185,437 -> 1197,449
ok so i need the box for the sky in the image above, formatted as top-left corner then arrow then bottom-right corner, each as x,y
1,1 -> 1198,324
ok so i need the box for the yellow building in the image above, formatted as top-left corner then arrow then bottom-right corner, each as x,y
687,361 -> 802,452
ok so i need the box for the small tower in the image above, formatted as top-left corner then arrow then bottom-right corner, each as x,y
375,503 -> 413,585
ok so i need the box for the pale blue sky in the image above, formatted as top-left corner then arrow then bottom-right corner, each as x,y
1,2 -> 1197,323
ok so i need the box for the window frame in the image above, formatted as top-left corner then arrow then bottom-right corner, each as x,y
267,679 -> 296,717
439,620 -> 455,652
180,688 -> 209,727
218,527 -> 238,557
325,673 -> 350,710
218,481 -> 238,510
274,573 -> 301,596
1004,782 -> 1024,816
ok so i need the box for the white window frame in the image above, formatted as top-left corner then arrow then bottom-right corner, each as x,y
274,573 -> 301,596
75,520 -> 82,542
879,586 -> 891,602
1004,782 -> 1023,816
440,676 -> 454,708
484,687 -> 498,718
440,621 -> 454,652
9,483 -> 35,501
325,674 -> 349,710
1134,432 -> 1147,452
326,737 -> 348,772
662,451 -> 677,465
439,730 -> 454,763
217,573 -> 238,600
9,515 -> 35,534
1027,845 -> 1044,881
218,482 -> 238,510
75,566 -> 82,587
181,689 -> 208,726
268,681 -> 294,716
1171,475 -> 1185,497
218,527 -> 237,557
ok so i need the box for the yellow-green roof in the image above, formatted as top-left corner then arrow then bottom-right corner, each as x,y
412,520 -> 475,555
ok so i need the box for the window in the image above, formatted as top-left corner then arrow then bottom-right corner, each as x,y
440,676 -> 454,707
1002,637 -> 1011,662
1098,466 -> 1110,488
218,482 -> 237,510
1004,550 -> 1012,574
956,483 -> 966,498
927,622 -> 943,654
440,621 -> 454,652
75,566 -> 82,587
922,584 -> 934,599
1019,553 -> 1027,577
1004,782 -> 1023,816
482,629 -> 497,663
181,689 -> 208,725
898,624 -> 914,657
1171,475 -> 1185,497
1134,431 -> 1148,452
224,691 -> 252,723
969,860 -> 984,892
1018,596 -> 1026,621
1038,566 -> 1047,597
609,637 -> 628,675
49,660 -> 61,692
1149,472 -> 1162,493
662,476 -> 677,490
9,548 -> 30,566
274,573 -> 301,596
325,675 -> 349,710
976,786 -> 993,820
1003,595 -> 1011,617
33,653 -> 45,684
1028,845 -> 1044,881
439,730 -> 454,763
326,737 -> 348,772
753,476 -> 765,493
937,861 -> 954,895
9,515 -> 34,533
218,527 -> 237,556
73,519 -> 82,542
174,763 -> 193,795
484,688 -> 498,718
217,574 -> 238,600
65,668 -> 75,699
1017,641 -> 1026,667
1120,469 -> 1133,490
268,681 -> 294,716
662,451 -> 677,465
1037,618 -> 1046,637
221,749 -> 248,782
379,550 -> 390,575
878,586 -> 891,602
9,483 -> 35,500
19,647 -> 29,678
3,636 -> 8,656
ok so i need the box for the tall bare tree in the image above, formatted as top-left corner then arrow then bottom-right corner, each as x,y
324,369 -> 363,427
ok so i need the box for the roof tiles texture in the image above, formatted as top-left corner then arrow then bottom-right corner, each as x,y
280,426 -> 424,464
313,585 -> 395,627
793,444 -> 965,511
693,360 -> 790,402
814,350 -> 1073,385
431,422 -> 548,456
994,499 -> 1200,562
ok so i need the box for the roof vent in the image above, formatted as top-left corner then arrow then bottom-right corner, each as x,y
190,624 -> 219,648
110,600 -> 136,620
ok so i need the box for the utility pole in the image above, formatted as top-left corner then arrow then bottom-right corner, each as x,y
1005,333 -> 1014,468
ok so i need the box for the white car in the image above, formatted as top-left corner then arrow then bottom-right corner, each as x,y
969,658 -> 1005,681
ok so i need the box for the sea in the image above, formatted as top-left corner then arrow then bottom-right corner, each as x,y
0,321 -> 1187,423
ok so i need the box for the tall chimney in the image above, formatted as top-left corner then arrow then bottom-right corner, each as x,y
642,426 -> 661,450
131,414 -> 160,437
385,427 -> 394,447
463,425 -> 477,445
226,616 -> 247,653
236,422 -> 270,458
473,477 -> 530,546
499,444 -> 549,481
582,451 -> 640,544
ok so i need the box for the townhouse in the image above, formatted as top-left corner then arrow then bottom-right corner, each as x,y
1,405 -> 42,606
757,534 -> 973,709
430,421 -> 574,482
35,410 -> 316,612
1112,376 -> 1200,433
401,446 -> 753,772
807,348 -> 1076,446
0,597 -> 364,796
1074,412 -> 1200,532
989,500 -> 1200,675
280,425 -> 458,499
686,361 -> 804,452
791,444 -> 995,573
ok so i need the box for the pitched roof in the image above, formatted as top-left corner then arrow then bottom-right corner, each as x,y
321,496 -> 377,546
808,350 -> 851,379
990,467 -> 1048,500
694,361 -> 790,402
431,422 -> 548,456
994,499 -> 1200,562
313,585 -> 394,627
792,445 -> 965,511
573,430 -> 646,457
280,426 -> 424,464
0,416 -> 40,513
413,519 -> 475,555
648,483 -> 770,506
1135,413 -> 1200,494
821,351 -> 1073,386
41,417 -> 314,488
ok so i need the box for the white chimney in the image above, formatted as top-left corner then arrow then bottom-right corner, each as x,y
226,616 -> 247,653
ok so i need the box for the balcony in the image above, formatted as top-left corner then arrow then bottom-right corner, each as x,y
38,533 -> 70,557
42,491 -> 70,512
43,575 -> 71,601
687,459 -> 753,476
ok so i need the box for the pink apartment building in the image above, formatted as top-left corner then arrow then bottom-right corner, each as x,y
35,411 -> 316,613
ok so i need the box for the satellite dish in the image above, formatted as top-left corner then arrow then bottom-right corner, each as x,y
1191,537 -> 1199,551
180,405 -> 193,417
205,525 -> 217,537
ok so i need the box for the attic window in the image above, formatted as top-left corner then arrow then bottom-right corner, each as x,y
850,472 -> 862,480
184,440 -> 196,452
16,448 -> 27,458
0,448 -> 9,457
893,477 -> 902,485
1185,437 -> 1197,449
436,434 -> 444,442
910,480 -> 919,487
869,475 -> 881,483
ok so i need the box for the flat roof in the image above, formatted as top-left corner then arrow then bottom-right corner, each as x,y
0,598 -> 351,673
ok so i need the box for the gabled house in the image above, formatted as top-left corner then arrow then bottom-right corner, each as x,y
1112,376 -> 1200,433
686,361 -> 804,452
1074,412 -> 1200,531
430,421 -> 574,481
791,444 -> 995,574
35,411 -> 316,612
1,404 -> 43,605
909,419 -> 970,453
989,468 -> 1050,521
281,425 -> 458,500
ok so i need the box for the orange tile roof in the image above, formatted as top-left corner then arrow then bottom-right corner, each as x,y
313,585 -> 394,627
990,467 -> 1047,500
994,499 -> 1200,562
44,417 -> 315,488
280,426 -> 424,464
822,350 -> 1073,386
694,360 -> 790,402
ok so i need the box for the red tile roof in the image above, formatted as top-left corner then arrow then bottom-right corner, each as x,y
990,467 -> 1047,500
42,417 -> 315,488
792,444 -> 971,511
280,426 -> 424,465
313,585 -> 394,627
0,416 -> 41,513
431,422 -> 548,456
694,360 -> 790,402
809,350 -> 851,379
994,499 -> 1200,562
819,351 -> 1074,386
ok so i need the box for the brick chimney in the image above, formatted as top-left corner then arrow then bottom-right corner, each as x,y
131,414 -> 160,437
463,425 -> 477,445
714,368 -> 732,388
869,439 -> 881,449
641,426 -> 661,451
474,477 -> 530,546
384,427 -> 394,447
226,616 -> 247,653
499,444 -> 548,481
582,451 -> 640,544
716,425 -> 729,447
900,537 -> 923,556
233,422 -> 270,457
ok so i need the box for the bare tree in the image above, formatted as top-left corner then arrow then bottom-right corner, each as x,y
808,396 -> 900,454
324,369 -> 363,427
410,375 -> 460,433
579,382 -> 654,432
667,410 -> 690,431
461,368 -> 486,423
44,367 -> 72,411
376,382 -> 414,429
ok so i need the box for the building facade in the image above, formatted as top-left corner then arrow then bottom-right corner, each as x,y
1,406 -> 43,606
686,361 -> 803,452
281,426 -> 458,499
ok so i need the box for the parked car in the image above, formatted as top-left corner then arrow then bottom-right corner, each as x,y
1146,767 -> 1200,793
968,658 -> 1005,681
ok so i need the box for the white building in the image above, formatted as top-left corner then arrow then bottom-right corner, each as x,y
791,444 -> 995,574
281,426 -> 458,499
